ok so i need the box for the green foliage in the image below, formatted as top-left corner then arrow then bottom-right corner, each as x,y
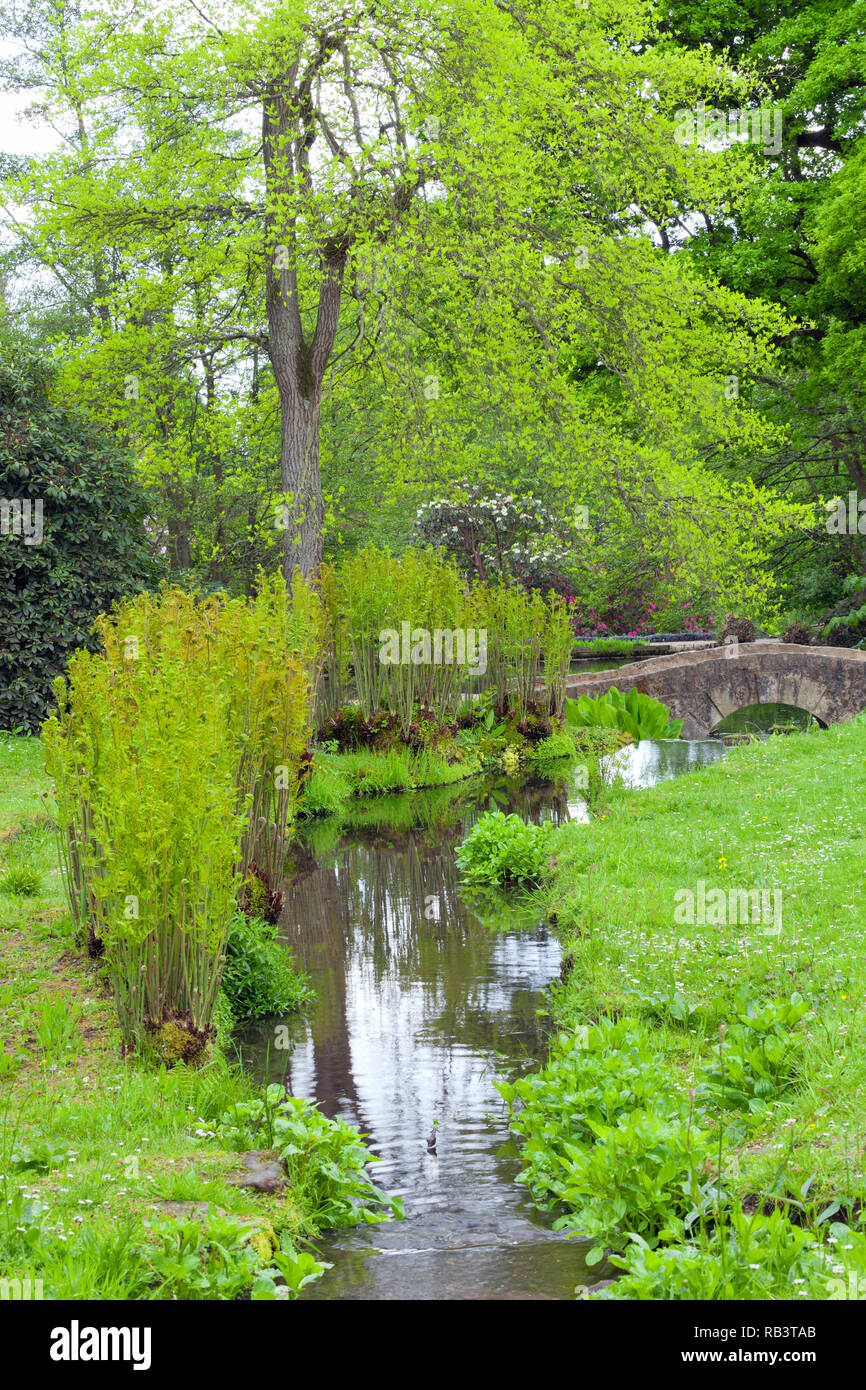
34,996 -> 82,1059
501,991 -> 811,1261
524,731 -> 578,773
0,864 -> 41,896
221,913 -> 313,1021
42,577 -> 319,1058
599,1210 -> 853,1302
565,687 -> 683,741
316,546 -> 574,741
329,546 -> 474,735
696,991 -> 810,1114
298,756 -> 352,817
498,1018 -> 712,1250
479,581 -> 574,723
217,1088 -> 403,1230
144,1215 -> 267,1301
0,339 -> 155,733
456,810 -> 552,885
252,1245 -> 331,1300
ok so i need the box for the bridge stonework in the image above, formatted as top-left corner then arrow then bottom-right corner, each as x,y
564,642 -> 866,740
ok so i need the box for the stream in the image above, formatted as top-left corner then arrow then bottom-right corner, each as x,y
236,738 -> 727,1300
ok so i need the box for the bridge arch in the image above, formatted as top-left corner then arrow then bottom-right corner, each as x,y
562,642 -> 866,740
710,702 -> 828,736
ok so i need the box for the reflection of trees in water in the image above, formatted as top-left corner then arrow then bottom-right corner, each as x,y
277,820 -> 555,1116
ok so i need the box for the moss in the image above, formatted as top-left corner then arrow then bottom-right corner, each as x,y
149,1016 -> 214,1067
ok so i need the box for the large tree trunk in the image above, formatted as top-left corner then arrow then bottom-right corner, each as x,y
276,361 -> 327,577
263,71 -> 349,580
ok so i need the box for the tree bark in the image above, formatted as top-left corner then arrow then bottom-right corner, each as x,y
263,63 -> 349,579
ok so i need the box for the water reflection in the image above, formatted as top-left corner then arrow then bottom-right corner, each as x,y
236,742 -> 725,1300
712,702 -> 818,736
605,737 -> 727,789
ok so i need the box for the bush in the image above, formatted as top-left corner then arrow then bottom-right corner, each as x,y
221,914 -> 312,1021
42,576 -> 320,1060
781,621 -> 811,646
0,340 -> 155,732
455,810 -> 552,885
719,614 -> 756,644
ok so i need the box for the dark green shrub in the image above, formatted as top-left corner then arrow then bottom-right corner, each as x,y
0,340 -> 156,731
221,914 -> 313,1021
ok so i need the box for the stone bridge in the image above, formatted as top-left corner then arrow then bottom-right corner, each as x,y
563,642 -> 866,740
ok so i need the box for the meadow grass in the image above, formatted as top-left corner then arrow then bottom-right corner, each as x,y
545,713 -> 866,1209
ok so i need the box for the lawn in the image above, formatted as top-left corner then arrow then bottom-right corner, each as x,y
524,713 -> 866,1296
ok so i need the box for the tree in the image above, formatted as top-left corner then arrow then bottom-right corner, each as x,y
658,0 -> 866,611
0,337 -> 155,731
3,0 -> 811,591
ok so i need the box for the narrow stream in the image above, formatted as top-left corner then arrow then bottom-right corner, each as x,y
237,739 -> 726,1300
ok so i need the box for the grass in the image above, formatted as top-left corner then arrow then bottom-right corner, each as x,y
0,735 -> 384,1300
543,712 -> 866,1234
300,745 -> 482,814
571,638 -> 645,657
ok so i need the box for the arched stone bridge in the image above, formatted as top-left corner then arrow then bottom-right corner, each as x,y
563,642 -> 866,740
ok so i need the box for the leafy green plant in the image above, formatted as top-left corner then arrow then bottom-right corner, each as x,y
42,576 -> 321,1060
252,1244 -> 330,1300
498,1017 -> 713,1251
217,1088 -> 402,1230
696,990 -> 810,1113
221,914 -> 313,1021
0,865 -> 41,896
565,687 -> 683,741
456,810 -> 552,885
598,1208 -> 839,1300
34,996 -> 82,1059
144,1215 -> 268,1301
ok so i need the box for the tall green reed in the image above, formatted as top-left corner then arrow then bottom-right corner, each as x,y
42,574 -> 322,1060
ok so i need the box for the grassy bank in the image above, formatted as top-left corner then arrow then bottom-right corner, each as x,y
0,735 -> 396,1301
301,725 -> 577,817
514,714 -> 866,1297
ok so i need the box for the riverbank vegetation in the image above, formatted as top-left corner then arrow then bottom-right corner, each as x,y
0,734 -> 399,1301
497,714 -> 866,1299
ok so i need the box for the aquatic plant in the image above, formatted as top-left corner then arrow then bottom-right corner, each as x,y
565,687 -> 683,741
455,809 -> 552,885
